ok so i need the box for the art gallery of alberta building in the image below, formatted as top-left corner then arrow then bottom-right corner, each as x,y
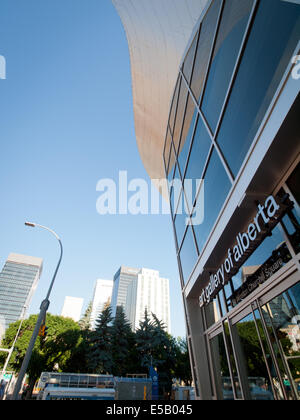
112,0 -> 300,400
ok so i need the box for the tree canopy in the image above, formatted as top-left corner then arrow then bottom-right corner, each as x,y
0,307 -> 192,399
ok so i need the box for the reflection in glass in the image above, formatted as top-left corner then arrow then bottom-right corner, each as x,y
233,313 -> 275,400
182,32 -> 198,84
217,0 -> 300,177
205,299 -> 221,330
177,96 -> 198,177
201,0 -> 253,132
224,320 -> 242,399
193,148 -> 231,254
185,117 -> 211,185
229,224 -> 291,308
163,130 -> 172,170
179,226 -> 198,284
169,77 -> 180,134
173,80 -> 188,153
281,210 -> 300,255
167,144 -> 176,183
174,188 -> 189,248
210,331 -> 232,400
191,0 -> 222,103
262,282 -> 300,400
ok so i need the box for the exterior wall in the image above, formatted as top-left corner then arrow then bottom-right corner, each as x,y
163,0 -> 300,400
111,266 -> 140,318
125,268 -> 171,333
0,253 -> 43,330
111,0 -> 209,186
61,296 -> 84,322
113,0 -> 300,400
90,279 -> 113,329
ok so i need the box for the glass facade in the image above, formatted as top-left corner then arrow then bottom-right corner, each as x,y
0,260 -> 40,330
164,0 -> 300,287
163,0 -> 300,400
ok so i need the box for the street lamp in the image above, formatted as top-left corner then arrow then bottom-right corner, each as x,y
11,222 -> 63,400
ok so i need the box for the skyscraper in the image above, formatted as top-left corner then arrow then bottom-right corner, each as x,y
110,266 -> 140,318
125,268 -> 171,333
61,296 -> 84,322
0,253 -> 43,331
90,279 -> 113,330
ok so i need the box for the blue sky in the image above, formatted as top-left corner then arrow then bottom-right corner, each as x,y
0,0 -> 186,337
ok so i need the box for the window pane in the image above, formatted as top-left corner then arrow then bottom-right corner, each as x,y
193,148 -> 231,254
190,0 -> 222,103
163,130 -> 172,171
169,76 -> 180,134
167,143 -> 176,182
179,226 -> 198,284
185,117 -> 211,183
174,189 -> 190,248
210,331 -> 232,400
233,313 -> 275,400
229,224 -> 291,308
261,282 -> 300,400
201,0 -> 254,132
182,32 -> 198,84
173,80 -> 188,153
217,0 -> 300,177
177,95 -> 198,177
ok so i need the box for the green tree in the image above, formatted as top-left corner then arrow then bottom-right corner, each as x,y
151,314 -> 178,395
0,314 -> 84,398
135,309 -> 157,370
174,337 -> 193,386
78,301 -> 92,330
87,306 -> 113,374
111,306 -> 135,377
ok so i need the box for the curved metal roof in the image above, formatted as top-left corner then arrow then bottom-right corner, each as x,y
112,0 -> 208,182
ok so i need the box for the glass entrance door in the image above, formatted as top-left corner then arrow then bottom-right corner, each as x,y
259,282 -> 300,400
229,281 -> 300,400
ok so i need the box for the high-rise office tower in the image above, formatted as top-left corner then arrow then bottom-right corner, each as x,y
61,296 -> 84,322
0,253 -> 43,331
110,266 -> 140,318
125,268 -> 171,333
90,279 -> 113,330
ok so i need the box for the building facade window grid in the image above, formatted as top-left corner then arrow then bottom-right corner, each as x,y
164,0 -> 300,287
161,0 -> 300,400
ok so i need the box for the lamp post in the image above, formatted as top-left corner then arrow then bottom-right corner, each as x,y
11,222 -> 63,400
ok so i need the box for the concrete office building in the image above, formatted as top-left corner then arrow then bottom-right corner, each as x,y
0,253 -> 43,331
125,268 -> 171,333
112,0 -> 300,400
61,296 -> 84,322
90,279 -> 113,330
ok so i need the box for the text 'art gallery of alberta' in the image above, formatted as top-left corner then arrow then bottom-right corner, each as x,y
112,0 -> 300,400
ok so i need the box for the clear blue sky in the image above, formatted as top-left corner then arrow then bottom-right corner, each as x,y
0,0 -> 186,337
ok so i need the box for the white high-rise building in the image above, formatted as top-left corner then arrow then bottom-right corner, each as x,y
90,279 -> 113,330
121,267 -> 171,333
61,296 -> 84,322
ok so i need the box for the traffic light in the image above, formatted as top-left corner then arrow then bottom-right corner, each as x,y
39,324 -> 48,348
38,324 -> 46,337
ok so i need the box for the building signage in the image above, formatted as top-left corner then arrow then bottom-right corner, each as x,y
199,194 -> 292,307
230,242 -> 291,306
